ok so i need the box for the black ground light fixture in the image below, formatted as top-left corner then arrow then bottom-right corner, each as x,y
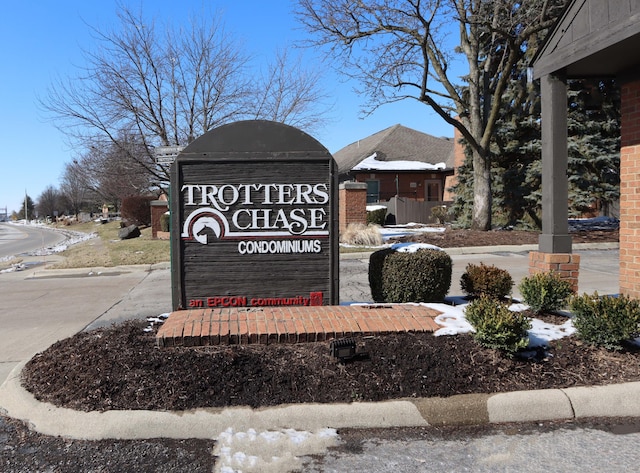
330,338 -> 357,362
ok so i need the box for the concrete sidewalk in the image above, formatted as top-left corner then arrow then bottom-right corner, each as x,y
0,244 -> 629,441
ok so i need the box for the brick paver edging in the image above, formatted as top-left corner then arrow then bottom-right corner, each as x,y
156,304 -> 443,347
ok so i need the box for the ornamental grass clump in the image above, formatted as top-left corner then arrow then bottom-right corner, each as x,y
460,262 -> 513,300
519,271 -> 573,314
369,248 -> 452,303
464,295 -> 531,356
571,292 -> 640,350
340,223 -> 383,246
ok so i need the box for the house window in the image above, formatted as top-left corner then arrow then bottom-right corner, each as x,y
425,180 -> 441,202
366,180 -> 380,203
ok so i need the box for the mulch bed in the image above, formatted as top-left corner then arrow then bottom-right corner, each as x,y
388,228 -> 619,247
22,320 -> 640,412
20,227 -> 626,412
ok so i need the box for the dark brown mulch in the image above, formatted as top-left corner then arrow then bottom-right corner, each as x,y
22,320 -> 640,412
388,228 -> 619,247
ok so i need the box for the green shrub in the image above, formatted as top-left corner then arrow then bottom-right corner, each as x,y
160,212 -> 170,232
519,272 -> 573,314
571,293 -> 640,350
366,207 -> 387,226
465,296 -> 531,356
460,262 -> 513,300
369,248 -> 452,303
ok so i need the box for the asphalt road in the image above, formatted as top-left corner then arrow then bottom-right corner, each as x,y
302,420 -> 640,472
0,223 -> 66,259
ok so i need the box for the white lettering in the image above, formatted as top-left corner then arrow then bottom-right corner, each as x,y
181,181 -> 330,237
237,239 -> 322,255
313,183 -> 329,204
309,208 -> 327,229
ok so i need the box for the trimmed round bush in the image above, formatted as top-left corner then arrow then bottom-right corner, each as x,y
465,295 -> 531,356
571,292 -> 640,350
366,206 -> 387,226
460,262 -> 513,300
519,271 -> 573,314
369,248 -> 452,303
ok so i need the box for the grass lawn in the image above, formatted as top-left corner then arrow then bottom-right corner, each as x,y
55,220 -> 379,264
52,221 -> 170,268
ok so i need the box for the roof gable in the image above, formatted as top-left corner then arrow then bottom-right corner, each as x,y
333,124 -> 454,175
534,0 -> 640,78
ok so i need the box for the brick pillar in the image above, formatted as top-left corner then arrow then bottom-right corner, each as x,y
151,200 -> 169,239
619,78 -> 640,298
339,182 -> 368,233
528,251 -> 581,293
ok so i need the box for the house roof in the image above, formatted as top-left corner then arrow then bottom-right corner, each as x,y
333,124 -> 454,175
533,0 -> 640,79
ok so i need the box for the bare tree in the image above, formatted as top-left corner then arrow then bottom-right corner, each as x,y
296,0 -> 566,230
70,136 -> 154,212
42,4 -> 331,188
251,48 -> 332,133
60,161 -> 89,218
36,186 -> 62,220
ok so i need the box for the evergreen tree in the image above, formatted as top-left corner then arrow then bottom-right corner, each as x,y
16,195 -> 35,221
567,79 -> 620,217
451,42 -> 620,228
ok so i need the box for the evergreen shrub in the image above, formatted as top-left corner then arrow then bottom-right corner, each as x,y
460,262 -> 513,299
571,293 -> 640,350
368,248 -> 452,303
465,296 -> 531,356
519,272 -> 573,314
366,207 -> 387,226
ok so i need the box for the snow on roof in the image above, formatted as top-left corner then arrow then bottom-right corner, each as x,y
352,155 -> 447,172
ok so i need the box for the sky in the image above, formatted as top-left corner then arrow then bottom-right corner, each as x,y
0,1 -> 455,216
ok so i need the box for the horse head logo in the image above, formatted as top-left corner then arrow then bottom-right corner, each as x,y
181,208 -> 228,244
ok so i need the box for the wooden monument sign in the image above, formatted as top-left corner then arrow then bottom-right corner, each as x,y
170,120 -> 339,311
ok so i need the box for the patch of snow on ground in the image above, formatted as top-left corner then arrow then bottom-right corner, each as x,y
379,224 -> 445,239
410,301 -> 575,347
366,204 -> 387,212
214,427 -> 338,473
390,242 -> 442,252
26,229 -> 96,256
0,263 -> 26,274
568,216 -> 619,231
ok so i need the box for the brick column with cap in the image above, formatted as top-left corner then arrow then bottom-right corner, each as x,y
528,251 -> 580,293
339,182 -> 368,234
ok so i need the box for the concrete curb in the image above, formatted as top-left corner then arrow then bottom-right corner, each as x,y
340,242 -> 619,259
2,361 -> 638,440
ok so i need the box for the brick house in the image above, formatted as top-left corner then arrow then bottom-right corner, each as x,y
334,124 -> 455,204
532,0 -> 640,296
334,124 -> 455,225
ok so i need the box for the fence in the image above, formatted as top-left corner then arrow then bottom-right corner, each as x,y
381,197 -> 452,225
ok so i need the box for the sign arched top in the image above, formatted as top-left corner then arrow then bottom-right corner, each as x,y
180,120 -> 330,156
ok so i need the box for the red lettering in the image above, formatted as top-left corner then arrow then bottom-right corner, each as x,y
207,296 -> 248,307
189,299 -> 204,308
